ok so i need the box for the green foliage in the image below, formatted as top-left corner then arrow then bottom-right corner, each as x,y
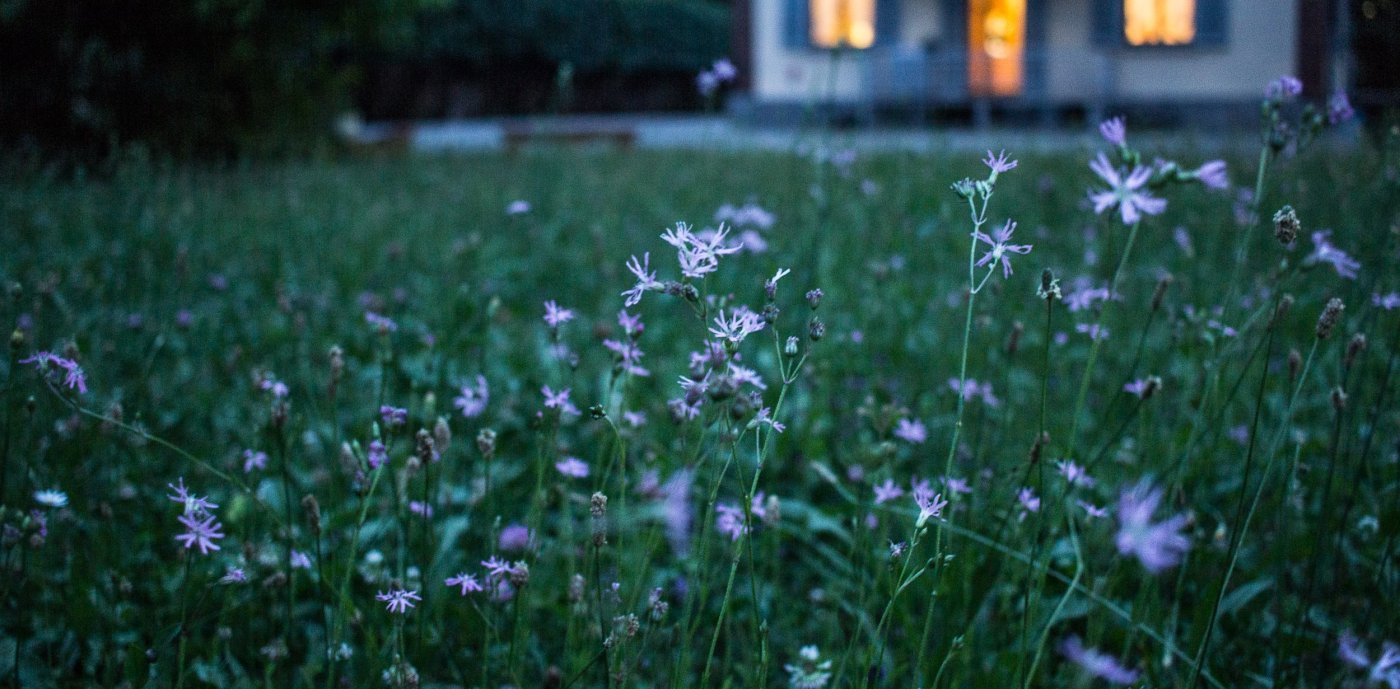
0,141 -> 1396,688
0,0 -> 431,159
414,0 -> 729,73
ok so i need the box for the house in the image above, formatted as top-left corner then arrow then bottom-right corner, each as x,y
729,0 -> 1343,124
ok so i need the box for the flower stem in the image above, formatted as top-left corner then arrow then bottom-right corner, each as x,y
1189,336 -> 1318,689
1066,219 -> 1141,459
1022,508 -> 1083,689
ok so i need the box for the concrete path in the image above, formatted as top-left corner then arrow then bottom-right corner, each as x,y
347,113 -> 1348,155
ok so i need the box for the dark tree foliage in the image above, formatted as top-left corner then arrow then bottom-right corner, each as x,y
0,0 -> 428,159
413,0 -> 728,73
355,0 -> 729,118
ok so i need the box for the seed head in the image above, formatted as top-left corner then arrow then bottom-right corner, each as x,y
590,492 -> 609,547
1151,274 -> 1173,312
414,428 -> 438,465
568,574 -> 586,604
1037,269 -> 1061,301
328,345 -> 344,385
1344,333 -> 1367,370
476,428 -> 497,459
1331,386 -> 1348,410
433,416 -> 451,452
808,316 -> 825,342
1006,321 -> 1024,355
806,289 -> 824,310
509,561 -> 531,586
1288,348 -> 1303,381
1316,298 -> 1344,340
301,495 -> 322,535
1273,205 -> 1300,245
1028,432 -> 1050,464
1271,294 -> 1295,329
784,336 -> 800,357
648,587 -> 669,621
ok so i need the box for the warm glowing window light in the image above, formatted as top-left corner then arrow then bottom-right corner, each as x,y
1124,0 -> 1196,45
968,0 -> 1025,96
810,0 -> 876,49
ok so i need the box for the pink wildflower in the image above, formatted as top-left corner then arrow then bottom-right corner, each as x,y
365,311 -> 398,333
1266,75 -> 1303,100
1089,152 -> 1167,225
446,573 -> 483,596
1098,116 -> 1127,147
1305,230 -> 1360,279
893,418 -> 927,444
973,219 -> 1033,278
543,300 -> 575,328
715,503 -> 748,541
175,512 -> 225,555
242,449 -> 268,473
20,352 -> 88,393
1056,460 -> 1096,487
983,149 -> 1018,175
622,253 -> 662,307
1115,480 -> 1191,573
873,479 -> 905,505
1193,160 -> 1229,190
555,457 -> 589,478
453,375 -> 489,418
376,588 -> 421,614
1059,636 -> 1140,684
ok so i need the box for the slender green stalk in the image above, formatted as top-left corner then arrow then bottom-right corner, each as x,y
915,186 -> 994,681
1022,509 -> 1083,689
593,542 -> 612,689
697,382 -> 798,688
867,528 -> 929,686
1189,338 -> 1319,689
1066,219 -> 1141,459
42,386 -> 286,528
1,348 -> 17,503
326,463 -> 387,689
275,425 -> 296,674
1222,146 -> 1272,311
175,554 -> 193,689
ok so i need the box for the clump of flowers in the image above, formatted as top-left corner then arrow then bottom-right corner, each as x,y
21,351 -> 87,394
1087,115 -> 1228,226
169,477 -> 225,555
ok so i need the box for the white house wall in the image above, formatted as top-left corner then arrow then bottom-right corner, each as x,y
752,0 -> 869,102
751,0 -> 1299,106
1044,0 -> 1299,103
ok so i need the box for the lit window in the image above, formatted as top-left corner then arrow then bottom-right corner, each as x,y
969,0 -> 1025,96
810,0 -> 877,49
1124,0 -> 1196,45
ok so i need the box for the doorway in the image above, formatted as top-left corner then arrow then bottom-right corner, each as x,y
968,0 -> 1026,97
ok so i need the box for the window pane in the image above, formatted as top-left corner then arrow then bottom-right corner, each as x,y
810,0 -> 877,49
1124,0 -> 1197,45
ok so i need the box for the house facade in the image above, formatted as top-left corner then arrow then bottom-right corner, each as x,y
732,0 -> 1335,121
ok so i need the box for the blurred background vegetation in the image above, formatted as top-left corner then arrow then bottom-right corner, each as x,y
0,0 -> 731,160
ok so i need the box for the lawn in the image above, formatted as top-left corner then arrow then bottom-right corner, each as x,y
1,117 -> 1398,689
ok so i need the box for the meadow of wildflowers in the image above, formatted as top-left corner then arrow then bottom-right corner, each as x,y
2,83 -> 1399,689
